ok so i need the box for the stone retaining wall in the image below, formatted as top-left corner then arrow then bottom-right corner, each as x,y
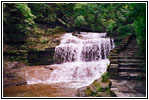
3,48 -> 55,65
28,48 -> 55,65
3,50 -> 28,63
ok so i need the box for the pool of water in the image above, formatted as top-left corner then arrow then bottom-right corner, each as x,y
3,83 -> 78,97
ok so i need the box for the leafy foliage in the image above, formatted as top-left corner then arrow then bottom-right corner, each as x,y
131,4 -> 146,57
101,72 -> 109,82
3,3 -> 36,43
74,15 -> 87,27
28,3 -> 57,24
3,3 -> 146,58
105,3 -> 146,58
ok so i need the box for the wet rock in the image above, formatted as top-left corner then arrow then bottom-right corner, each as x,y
96,92 -> 111,97
6,73 -> 15,78
44,66 -> 53,70
76,77 -> 115,97
4,61 -> 26,69
3,61 -> 27,88
76,87 -> 87,97
134,82 -> 146,94
72,31 -> 80,37
118,86 -> 131,92
4,81 -> 27,87
16,81 -> 27,86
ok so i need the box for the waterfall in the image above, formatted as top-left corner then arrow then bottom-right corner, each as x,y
27,32 -> 115,88
54,32 -> 114,63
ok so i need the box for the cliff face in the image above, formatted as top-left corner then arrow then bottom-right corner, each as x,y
3,24 -> 65,65
3,24 -> 65,88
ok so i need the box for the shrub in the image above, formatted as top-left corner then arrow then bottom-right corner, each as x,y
101,72 -> 109,83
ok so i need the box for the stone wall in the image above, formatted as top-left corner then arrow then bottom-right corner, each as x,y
3,50 -> 28,64
3,47 -> 55,65
28,47 -> 55,65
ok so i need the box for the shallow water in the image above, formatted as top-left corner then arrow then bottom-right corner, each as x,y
3,83 -> 77,97
3,65 -> 86,97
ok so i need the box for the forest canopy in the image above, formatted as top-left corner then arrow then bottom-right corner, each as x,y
3,3 -> 146,57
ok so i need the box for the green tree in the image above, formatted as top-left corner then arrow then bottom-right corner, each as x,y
3,3 -> 36,43
28,3 -> 57,24
130,3 -> 146,57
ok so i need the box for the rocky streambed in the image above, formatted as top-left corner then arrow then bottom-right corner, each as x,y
3,32 -> 115,97
3,61 -> 78,97
3,61 -> 115,97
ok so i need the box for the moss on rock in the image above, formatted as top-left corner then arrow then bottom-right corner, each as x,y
101,72 -> 109,83
76,71 -> 116,97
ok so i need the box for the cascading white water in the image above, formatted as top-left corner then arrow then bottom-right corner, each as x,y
27,32 -> 114,88
54,32 -> 114,63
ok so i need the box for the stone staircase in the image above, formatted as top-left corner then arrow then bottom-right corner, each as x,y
109,35 -> 146,97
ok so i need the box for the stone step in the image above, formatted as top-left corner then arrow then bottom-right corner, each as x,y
127,45 -> 138,47
123,52 -> 139,54
118,87 -> 137,93
127,47 -> 138,50
124,51 -> 139,54
111,56 -> 144,59
119,71 -> 145,77
125,48 -> 139,51
119,59 -> 143,63
119,68 -> 145,72
121,44 -> 137,46
119,66 -> 145,69
115,92 -> 146,97
110,75 -> 146,80
109,64 -> 118,69
110,53 -> 118,56
119,63 -> 141,67
129,42 -> 137,44
111,88 -> 119,93
124,49 -> 139,52
122,51 -> 139,53
110,60 -> 118,64
124,50 -> 139,53
126,47 -> 139,49
110,80 -> 146,95
127,44 -> 138,46
127,45 -> 138,48
119,55 -> 138,57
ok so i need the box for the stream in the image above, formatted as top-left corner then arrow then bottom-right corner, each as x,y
3,32 -> 114,97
